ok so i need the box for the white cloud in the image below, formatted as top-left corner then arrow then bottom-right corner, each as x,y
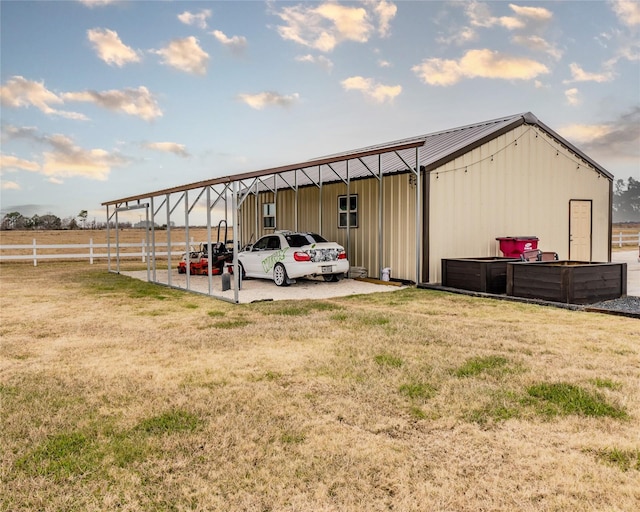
0,76 -> 87,120
370,0 -> 397,37
274,1 -> 396,52
512,35 -> 562,60
0,154 -> 40,172
560,123 -> 612,142
47,177 -> 64,185
412,49 -> 549,86
295,54 -> 334,71
211,30 -> 248,55
1,180 -> 21,190
509,4 -> 553,22
87,28 -> 140,67
63,86 -> 162,121
237,91 -> 300,110
143,142 -> 190,158
609,0 -> 640,27
2,126 -> 129,181
437,26 -> 477,46
341,76 -> 401,103
465,1 -> 552,30
77,0 -> 117,7
564,88 -> 581,106
565,62 -> 615,83
559,108 -> 640,160
178,9 -> 212,29
154,37 -> 209,75
42,134 -> 128,181
440,2 -> 555,52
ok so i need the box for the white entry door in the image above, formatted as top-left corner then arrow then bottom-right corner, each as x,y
569,200 -> 592,261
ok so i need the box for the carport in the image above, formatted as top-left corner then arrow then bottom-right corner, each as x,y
102,138 -> 426,303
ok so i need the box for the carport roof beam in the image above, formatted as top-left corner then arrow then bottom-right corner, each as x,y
102,139 -> 426,206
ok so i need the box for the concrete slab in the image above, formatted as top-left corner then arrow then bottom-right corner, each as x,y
121,269 -> 405,303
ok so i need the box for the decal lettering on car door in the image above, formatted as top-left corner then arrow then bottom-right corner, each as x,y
261,248 -> 288,273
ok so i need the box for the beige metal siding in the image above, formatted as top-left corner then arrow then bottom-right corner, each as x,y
427,125 -> 610,283
239,173 -> 417,281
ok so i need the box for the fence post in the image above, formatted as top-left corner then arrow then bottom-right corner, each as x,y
142,238 -> 145,262
32,238 -> 37,267
89,238 -> 94,264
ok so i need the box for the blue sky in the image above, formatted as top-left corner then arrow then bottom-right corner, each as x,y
1,0 -> 639,225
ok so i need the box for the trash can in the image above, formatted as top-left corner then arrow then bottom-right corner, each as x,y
496,236 -> 539,258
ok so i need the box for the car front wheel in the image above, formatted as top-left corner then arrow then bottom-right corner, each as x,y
273,263 -> 289,287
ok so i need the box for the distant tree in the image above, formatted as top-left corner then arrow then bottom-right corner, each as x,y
0,212 -> 26,230
29,214 -> 41,230
613,177 -> 640,222
39,214 -> 62,230
78,209 -> 88,228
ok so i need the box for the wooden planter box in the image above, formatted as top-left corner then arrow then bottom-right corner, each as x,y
441,257 -> 520,294
506,261 -> 627,304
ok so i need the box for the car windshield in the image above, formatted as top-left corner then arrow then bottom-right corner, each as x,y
285,233 -> 327,247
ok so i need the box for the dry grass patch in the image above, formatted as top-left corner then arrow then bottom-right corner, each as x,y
1,262 -> 639,511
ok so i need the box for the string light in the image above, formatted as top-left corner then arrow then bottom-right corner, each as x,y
429,125 -> 603,180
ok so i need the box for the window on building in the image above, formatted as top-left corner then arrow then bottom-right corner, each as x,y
338,195 -> 358,228
263,203 -> 275,229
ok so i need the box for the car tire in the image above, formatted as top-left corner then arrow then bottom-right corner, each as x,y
323,274 -> 340,282
273,263 -> 289,287
238,262 -> 246,279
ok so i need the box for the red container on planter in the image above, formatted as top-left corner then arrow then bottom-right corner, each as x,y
496,236 -> 539,258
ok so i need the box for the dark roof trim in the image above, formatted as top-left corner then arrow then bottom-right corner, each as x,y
424,115 -> 526,172
102,139 -> 426,206
526,113 -> 613,180
424,111 -> 613,180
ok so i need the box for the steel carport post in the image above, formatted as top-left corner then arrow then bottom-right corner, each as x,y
150,196 -> 156,283
232,180 -> 239,304
206,186 -> 212,296
110,203 -> 150,274
415,145 -> 422,284
166,193 -> 172,287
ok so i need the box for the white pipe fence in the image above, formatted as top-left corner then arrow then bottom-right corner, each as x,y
0,238 -> 195,266
1,233 -> 638,266
612,232 -> 640,248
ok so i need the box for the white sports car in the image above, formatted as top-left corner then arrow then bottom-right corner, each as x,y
237,231 -> 349,286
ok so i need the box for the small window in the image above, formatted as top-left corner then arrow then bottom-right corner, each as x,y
338,195 -> 358,228
263,203 -> 275,229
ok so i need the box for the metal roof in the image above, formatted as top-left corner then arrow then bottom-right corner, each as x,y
103,111 -> 612,206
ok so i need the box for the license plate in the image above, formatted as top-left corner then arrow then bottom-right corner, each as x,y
321,265 -> 332,273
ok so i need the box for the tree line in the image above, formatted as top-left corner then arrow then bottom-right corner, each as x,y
1,177 -> 638,230
613,177 -> 639,223
0,210 -> 129,231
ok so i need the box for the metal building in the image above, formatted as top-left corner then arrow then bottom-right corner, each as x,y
103,112 -> 613,300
